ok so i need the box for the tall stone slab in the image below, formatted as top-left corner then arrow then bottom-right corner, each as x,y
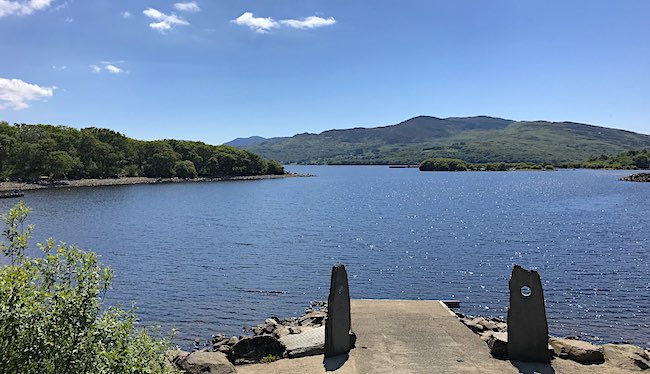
507,265 -> 550,363
325,264 -> 355,357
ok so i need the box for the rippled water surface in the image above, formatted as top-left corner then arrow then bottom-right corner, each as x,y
2,167 -> 648,348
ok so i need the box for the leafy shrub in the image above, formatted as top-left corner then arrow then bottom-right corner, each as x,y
173,160 -> 198,179
419,158 -> 468,171
0,202 -> 181,374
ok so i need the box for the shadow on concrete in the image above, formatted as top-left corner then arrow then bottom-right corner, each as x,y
323,353 -> 349,371
510,360 -> 555,374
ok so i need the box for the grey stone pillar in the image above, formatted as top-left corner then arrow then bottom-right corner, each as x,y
507,265 -> 550,363
325,264 -> 355,357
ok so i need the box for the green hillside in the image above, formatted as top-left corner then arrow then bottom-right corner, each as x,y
240,116 -> 650,165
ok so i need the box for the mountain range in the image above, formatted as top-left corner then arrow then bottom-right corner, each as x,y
224,116 -> 650,165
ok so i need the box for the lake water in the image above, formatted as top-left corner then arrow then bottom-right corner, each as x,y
1,166 -> 648,349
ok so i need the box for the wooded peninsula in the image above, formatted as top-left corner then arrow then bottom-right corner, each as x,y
0,122 -> 284,182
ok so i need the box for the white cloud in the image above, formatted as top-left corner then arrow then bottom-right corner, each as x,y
143,7 -> 189,32
64,16 -> 73,22
90,62 -> 126,74
52,65 -> 67,71
280,16 -> 336,29
121,11 -> 131,19
0,0 -> 53,17
0,77 -> 55,110
174,1 -> 199,12
233,12 -> 336,33
104,64 -> 123,74
232,12 -> 278,34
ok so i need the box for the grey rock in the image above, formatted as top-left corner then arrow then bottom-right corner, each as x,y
275,326 -> 291,339
549,338 -> 604,364
475,318 -> 499,332
299,311 -> 327,326
280,326 -> 325,358
507,265 -> 550,363
487,332 -> 508,359
178,351 -> 235,374
325,264 -> 356,357
462,318 -> 485,333
165,349 -> 189,366
228,336 -> 239,346
229,335 -> 286,365
217,345 -> 231,354
603,344 -> 650,371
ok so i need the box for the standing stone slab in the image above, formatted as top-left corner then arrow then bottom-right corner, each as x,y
507,265 -> 550,363
325,264 -> 355,357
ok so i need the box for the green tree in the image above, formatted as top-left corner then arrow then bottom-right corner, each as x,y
419,157 -> 468,171
173,160 -> 198,179
0,202 -> 181,374
47,150 -> 80,179
634,155 -> 649,169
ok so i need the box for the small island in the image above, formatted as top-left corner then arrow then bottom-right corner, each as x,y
419,158 -> 554,172
621,173 -> 650,182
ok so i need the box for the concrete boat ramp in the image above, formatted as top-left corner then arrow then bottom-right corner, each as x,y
237,299 -> 634,374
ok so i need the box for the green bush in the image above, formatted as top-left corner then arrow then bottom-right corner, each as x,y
173,160 -> 198,179
0,202 -> 181,374
419,158 -> 468,171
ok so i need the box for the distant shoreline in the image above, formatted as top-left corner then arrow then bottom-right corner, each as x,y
0,173 -> 313,193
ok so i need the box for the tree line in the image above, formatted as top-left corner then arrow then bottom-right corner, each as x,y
0,122 -> 284,181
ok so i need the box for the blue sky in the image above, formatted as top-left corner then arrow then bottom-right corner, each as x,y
1,0 -> 649,145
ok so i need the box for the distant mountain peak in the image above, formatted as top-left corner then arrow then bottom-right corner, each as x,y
224,136 -> 267,147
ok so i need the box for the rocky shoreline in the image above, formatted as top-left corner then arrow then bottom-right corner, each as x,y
621,173 -> 650,182
168,301 -> 329,373
0,173 -> 313,193
166,304 -> 650,374
457,313 -> 650,370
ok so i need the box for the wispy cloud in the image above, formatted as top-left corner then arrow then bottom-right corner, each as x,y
174,1 -> 199,13
104,65 -> 123,74
90,62 -> 126,74
280,16 -> 336,29
64,16 -> 73,23
54,0 -> 72,11
0,0 -> 54,17
0,77 -> 55,110
232,12 -> 278,34
52,65 -> 67,71
232,12 -> 336,34
143,7 -> 189,33
121,11 -> 131,19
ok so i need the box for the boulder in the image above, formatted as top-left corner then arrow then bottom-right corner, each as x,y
461,318 -> 485,333
229,335 -> 286,364
299,310 -> 327,326
474,317 -> 499,332
280,326 -> 325,358
274,326 -> 291,339
165,349 -> 189,366
604,344 -> 650,371
479,331 -> 494,342
487,332 -> 508,359
178,351 -> 235,374
549,338 -> 604,364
